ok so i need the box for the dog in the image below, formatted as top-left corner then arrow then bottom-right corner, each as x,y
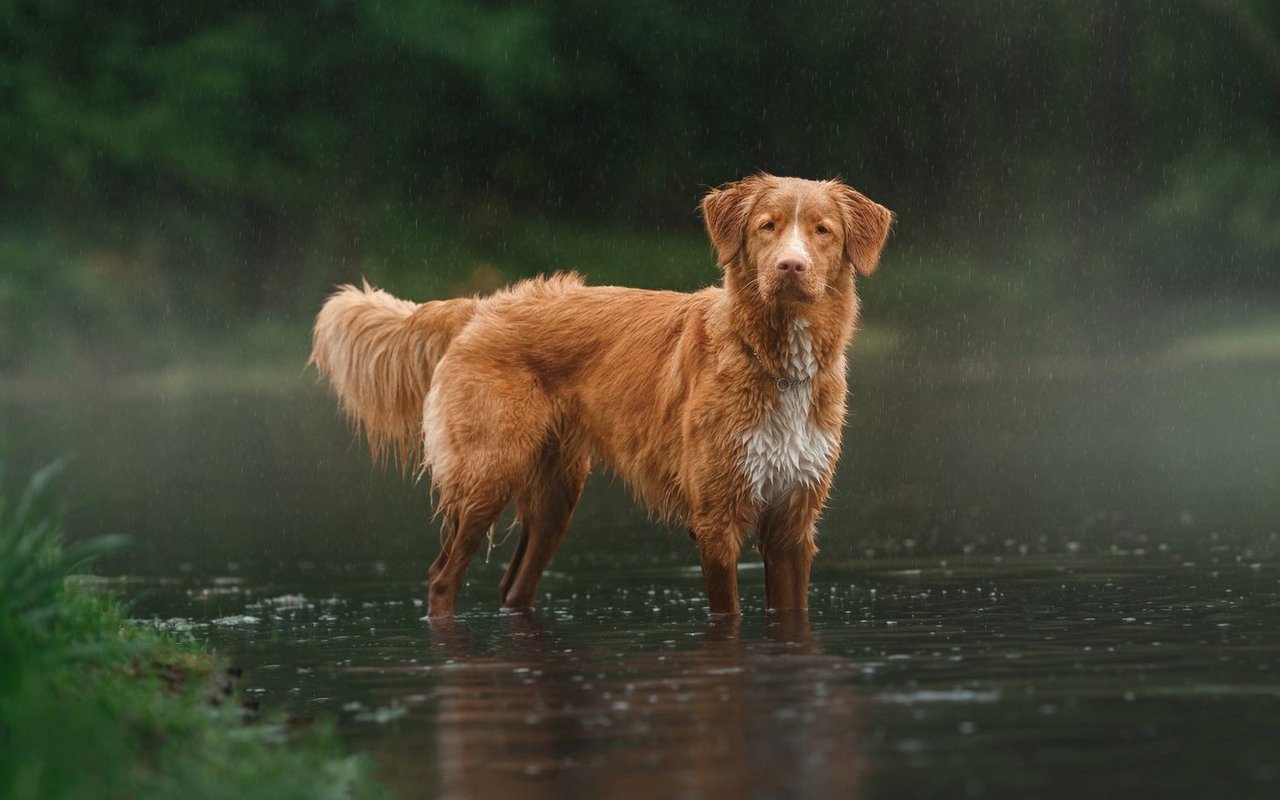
310,175 -> 893,617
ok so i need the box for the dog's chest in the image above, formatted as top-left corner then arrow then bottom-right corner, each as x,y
739,322 -> 839,504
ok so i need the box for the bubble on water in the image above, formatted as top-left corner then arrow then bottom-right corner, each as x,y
211,614 -> 261,626
147,617 -> 200,632
878,690 -> 1000,704
264,594 -> 310,609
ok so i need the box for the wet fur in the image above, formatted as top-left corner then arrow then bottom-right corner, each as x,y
310,175 -> 893,617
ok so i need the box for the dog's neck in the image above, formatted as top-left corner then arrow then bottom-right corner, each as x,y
721,271 -> 860,382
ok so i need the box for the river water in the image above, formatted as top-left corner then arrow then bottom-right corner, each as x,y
3,341 -> 1278,799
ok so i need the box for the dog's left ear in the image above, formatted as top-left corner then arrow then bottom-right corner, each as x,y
836,185 -> 894,277
700,175 -> 768,269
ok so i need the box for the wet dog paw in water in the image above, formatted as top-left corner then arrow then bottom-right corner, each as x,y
310,175 -> 892,618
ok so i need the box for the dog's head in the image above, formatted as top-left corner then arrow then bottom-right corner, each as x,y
700,175 -> 893,306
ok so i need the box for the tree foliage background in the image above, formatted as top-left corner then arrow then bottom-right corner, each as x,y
1,0 -> 1277,369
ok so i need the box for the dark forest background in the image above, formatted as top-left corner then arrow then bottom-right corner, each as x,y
2,0 -> 1278,372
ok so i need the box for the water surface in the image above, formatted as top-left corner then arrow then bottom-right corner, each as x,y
3,345 -> 1278,799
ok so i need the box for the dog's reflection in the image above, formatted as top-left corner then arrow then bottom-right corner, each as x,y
394,612 -> 866,800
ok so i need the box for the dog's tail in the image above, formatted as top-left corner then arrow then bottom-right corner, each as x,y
310,282 -> 476,468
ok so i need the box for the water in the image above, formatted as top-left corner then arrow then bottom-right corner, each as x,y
3,345 -> 1279,798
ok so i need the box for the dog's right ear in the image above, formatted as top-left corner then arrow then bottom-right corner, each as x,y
700,175 -> 768,269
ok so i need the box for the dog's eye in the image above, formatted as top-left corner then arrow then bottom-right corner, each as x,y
760,221 -> 776,232
815,224 -> 830,235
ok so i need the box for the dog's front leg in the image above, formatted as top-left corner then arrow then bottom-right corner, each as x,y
757,492 -> 822,611
690,517 -> 745,616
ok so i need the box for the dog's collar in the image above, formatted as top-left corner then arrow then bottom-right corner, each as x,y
740,339 -> 812,393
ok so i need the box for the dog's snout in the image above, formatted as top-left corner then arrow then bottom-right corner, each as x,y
777,257 -> 807,273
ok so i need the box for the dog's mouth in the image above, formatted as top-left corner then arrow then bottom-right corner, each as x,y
765,274 -> 818,304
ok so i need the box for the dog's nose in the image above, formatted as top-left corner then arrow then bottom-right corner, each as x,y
777,258 -> 807,273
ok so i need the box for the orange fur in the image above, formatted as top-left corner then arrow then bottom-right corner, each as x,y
309,282 -> 476,468
310,175 -> 893,617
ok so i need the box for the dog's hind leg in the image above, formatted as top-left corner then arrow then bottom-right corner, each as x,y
423,367 -> 556,617
499,443 -> 588,611
427,494 -> 509,618
428,541 -> 451,586
497,530 -> 529,603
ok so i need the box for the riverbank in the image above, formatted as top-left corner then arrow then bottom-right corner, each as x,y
0,462 -> 387,800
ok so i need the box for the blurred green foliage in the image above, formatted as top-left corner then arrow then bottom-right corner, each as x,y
0,0 -> 1277,369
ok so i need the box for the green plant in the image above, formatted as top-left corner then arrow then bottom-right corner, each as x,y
0,461 -> 387,800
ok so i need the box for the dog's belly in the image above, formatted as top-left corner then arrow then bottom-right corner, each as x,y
739,385 -> 838,504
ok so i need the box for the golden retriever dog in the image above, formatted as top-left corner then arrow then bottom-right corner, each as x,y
311,175 -> 892,617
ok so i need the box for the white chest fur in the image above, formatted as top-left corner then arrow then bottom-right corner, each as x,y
739,320 -> 839,505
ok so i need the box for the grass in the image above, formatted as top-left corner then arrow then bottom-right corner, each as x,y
0,460 -> 387,800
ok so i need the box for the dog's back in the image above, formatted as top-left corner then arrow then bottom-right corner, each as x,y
431,278 -> 719,520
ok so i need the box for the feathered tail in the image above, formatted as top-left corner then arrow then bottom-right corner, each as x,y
309,282 -> 476,468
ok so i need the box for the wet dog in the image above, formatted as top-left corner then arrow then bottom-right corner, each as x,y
311,175 -> 892,617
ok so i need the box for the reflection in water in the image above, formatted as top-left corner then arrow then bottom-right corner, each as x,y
123,562 -> 1280,800
383,613 -> 866,800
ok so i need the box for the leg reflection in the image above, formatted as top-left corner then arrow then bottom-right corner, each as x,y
415,613 -> 866,800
